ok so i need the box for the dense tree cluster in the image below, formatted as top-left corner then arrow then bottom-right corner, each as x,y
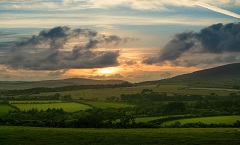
0,108 -> 149,128
0,108 -> 239,128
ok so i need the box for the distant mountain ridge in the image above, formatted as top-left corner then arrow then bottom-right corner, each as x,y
138,63 -> 240,88
171,63 -> 240,80
0,78 -> 127,90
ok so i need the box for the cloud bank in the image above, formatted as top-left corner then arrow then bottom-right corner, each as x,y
143,23 -> 240,67
0,26 -> 134,70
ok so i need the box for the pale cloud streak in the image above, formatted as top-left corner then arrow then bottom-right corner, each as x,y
0,13 -> 234,28
195,2 -> 240,19
92,0 -> 240,19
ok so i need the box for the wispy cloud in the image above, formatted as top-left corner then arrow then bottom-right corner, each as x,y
0,13 -> 235,28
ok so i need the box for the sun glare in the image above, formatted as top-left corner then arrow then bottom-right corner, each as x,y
99,68 -> 115,74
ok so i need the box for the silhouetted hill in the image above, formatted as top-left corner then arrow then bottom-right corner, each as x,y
138,63 -> 240,88
172,63 -> 240,80
0,78 -> 127,90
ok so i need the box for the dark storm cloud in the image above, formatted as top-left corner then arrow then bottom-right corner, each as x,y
0,26 -> 133,70
143,23 -> 240,66
143,31 -> 196,64
13,26 -> 97,51
199,23 -> 240,53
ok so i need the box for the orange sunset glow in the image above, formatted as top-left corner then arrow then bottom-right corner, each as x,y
0,0 -> 239,82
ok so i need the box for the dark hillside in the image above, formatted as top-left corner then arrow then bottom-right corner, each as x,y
138,63 -> 240,88
172,63 -> 240,80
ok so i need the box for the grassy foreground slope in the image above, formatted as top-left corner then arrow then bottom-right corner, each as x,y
0,126 -> 239,145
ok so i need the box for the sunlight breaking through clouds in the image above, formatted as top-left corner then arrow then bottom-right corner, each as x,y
0,0 -> 239,81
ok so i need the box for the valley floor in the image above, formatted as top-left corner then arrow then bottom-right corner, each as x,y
0,126 -> 239,145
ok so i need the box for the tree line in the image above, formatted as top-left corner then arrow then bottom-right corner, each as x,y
1,108 -> 239,128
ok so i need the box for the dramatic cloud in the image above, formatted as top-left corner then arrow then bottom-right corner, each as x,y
143,23 -> 240,66
0,26 -> 134,70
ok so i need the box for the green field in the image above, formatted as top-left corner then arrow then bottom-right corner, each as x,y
12,103 -> 92,112
0,126 -> 239,145
85,101 -> 134,109
32,85 -> 239,100
0,105 -> 15,115
135,116 -> 166,123
162,116 -> 240,126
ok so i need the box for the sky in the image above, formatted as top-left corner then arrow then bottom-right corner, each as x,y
0,0 -> 240,82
